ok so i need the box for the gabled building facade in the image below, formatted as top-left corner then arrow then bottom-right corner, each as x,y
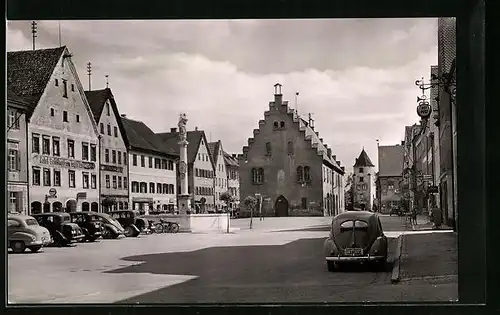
352,149 -> 376,211
85,88 -> 129,211
7,90 -> 31,214
157,129 -> 215,213
223,152 -> 240,211
208,141 -> 228,211
8,47 -> 100,214
238,85 -> 345,217
120,116 -> 178,213
376,144 -> 404,214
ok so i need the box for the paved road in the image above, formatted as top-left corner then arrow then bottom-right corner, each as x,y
8,215 -> 452,304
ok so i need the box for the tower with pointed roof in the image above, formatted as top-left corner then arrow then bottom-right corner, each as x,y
353,148 -> 376,211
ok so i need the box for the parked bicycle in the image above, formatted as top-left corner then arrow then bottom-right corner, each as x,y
159,219 -> 180,234
148,220 -> 164,234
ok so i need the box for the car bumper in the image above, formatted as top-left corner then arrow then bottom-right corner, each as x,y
326,255 -> 386,262
70,235 -> 85,242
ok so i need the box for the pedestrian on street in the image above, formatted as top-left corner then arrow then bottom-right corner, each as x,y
411,207 -> 418,225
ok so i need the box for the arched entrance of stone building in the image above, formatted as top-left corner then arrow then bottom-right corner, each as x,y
274,195 -> 289,217
31,201 -> 42,214
66,199 -> 77,212
91,202 -> 98,212
82,202 -> 90,212
53,201 -> 63,212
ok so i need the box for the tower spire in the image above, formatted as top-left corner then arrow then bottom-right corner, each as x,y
86,62 -> 92,91
31,21 -> 37,51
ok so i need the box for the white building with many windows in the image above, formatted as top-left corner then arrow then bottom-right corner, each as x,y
85,88 -> 130,212
120,115 -> 178,213
7,47 -> 100,214
208,141 -> 228,211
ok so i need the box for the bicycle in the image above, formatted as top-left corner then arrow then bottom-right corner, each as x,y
148,220 -> 164,234
159,219 -> 180,234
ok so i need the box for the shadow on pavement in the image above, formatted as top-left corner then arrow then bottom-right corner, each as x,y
108,237 -> 398,303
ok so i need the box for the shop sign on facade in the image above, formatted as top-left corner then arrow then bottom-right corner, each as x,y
35,155 -> 95,170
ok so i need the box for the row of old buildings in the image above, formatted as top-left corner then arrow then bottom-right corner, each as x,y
375,18 -> 457,229
7,46 -> 240,215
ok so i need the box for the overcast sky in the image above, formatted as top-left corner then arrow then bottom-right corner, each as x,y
7,19 -> 437,172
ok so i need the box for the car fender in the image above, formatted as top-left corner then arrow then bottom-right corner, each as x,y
103,223 -> 120,234
52,230 -> 67,241
129,224 -> 140,233
9,231 -> 36,245
323,237 -> 339,256
367,236 -> 388,256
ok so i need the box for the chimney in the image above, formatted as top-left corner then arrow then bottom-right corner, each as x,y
274,83 -> 283,105
232,154 -> 236,158
320,138 -> 323,143
332,155 -> 336,161
121,114 -> 126,118
195,126 -> 199,131
170,127 -> 177,133
327,148 -> 332,158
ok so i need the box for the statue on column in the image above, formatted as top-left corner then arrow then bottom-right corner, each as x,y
178,113 -> 188,142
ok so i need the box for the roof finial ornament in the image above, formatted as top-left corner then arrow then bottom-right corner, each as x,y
31,21 -> 37,51
86,62 -> 92,91
105,75 -> 109,88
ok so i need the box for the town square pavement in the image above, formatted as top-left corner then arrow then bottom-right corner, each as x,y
7,215 -> 457,304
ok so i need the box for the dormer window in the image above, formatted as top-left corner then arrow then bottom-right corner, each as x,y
106,102 -> 110,116
280,121 -> 285,128
71,84 -> 75,92
55,79 -> 59,86
62,80 -> 68,98
273,121 -> 279,130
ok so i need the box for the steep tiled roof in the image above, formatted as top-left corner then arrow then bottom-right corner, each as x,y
7,47 -> 66,116
85,88 -> 129,147
120,117 -> 177,157
378,145 -> 404,177
156,130 -> 207,164
354,149 -> 375,167
438,18 -> 456,76
207,141 -> 221,165
7,88 -> 31,111
223,152 -> 239,167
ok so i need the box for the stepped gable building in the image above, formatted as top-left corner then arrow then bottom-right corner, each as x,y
352,148 -> 376,211
238,84 -> 345,217
85,88 -> 130,211
376,144 -> 404,213
120,116 -> 178,213
157,129 -> 216,213
7,89 -> 31,214
207,141 -> 229,211
223,152 -> 240,211
8,46 -> 100,214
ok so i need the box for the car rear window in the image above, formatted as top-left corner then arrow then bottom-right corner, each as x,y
25,219 -> 39,226
340,220 -> 369,229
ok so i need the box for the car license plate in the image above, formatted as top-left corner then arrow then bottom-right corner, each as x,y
345,248 -> 363,256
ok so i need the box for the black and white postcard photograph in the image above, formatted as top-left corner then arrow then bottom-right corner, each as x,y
6,18 -> 459,304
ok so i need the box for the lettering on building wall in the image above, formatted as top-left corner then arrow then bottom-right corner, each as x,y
35,155 -> 95,170
100,164 -> 124,172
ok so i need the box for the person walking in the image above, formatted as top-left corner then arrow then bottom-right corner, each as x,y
411,206 -> 418,226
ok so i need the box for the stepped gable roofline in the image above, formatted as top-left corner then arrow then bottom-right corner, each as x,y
7,46 -> 67,119
85,88 -> 129,147
354,148 -> 375,167
120,116 -> 177,158
156,130 -> 213,166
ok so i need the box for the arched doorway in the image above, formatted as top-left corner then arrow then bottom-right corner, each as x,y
43,202 -> 51,213
91,202 -> 98,212
53,201 -> 63,212
82,202 -> 90,212
66,199 -> 77,213
31,201 -> 42,214
274,195 -> 289,217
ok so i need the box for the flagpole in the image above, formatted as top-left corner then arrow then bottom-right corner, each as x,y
58,21 -> 62,47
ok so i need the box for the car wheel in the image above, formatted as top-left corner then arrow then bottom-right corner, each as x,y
326,261 -> 337,272
102,227 -> 112,239
29,245 -> 42,253
124,226 -> 135,237
11,241 -> 26,253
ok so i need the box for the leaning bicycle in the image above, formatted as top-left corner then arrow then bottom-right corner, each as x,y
159,219 -> 180,234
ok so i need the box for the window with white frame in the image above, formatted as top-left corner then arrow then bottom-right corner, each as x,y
8,148 -> 19,171
82,172 -> 89,189
91,174 -> 97,189
8,109 -> 20,130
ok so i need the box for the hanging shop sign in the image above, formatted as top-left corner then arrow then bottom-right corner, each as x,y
416,101 -> 432,119
35,155 -> 95,170
100,164 -> 124,173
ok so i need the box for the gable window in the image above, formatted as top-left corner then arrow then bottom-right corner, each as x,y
304,166 -> 311,182
55,79 -> 59,86
105,149 -> 110,163
297,166 -> 303,182
71,84 -> 75,92
105,175 -> 110,188
76,114 -> 80,123
287,141 -> 294,155
82,142 -> 89,160
53,137 -> 60,156
90,144 -> 97,162
63,111 -> 68,122
280,121 -> 285,128
67,140 -> 75,158
42,136 -> 50,155
114,126 -> 118,137
359,167 -> 364,173
32,134 -> 40,153
62,80 -> 68,98
107,124 -> 111,136
123,152 -> 127,164
273,121 -> 279,130
100,123 -> 104,134
359,176 -> 364,182
132,154 -> 137,166
107,103 -> 110,116
117,151 -> 122,164
112,150 -> 117,164
50,108 -> 55,117
251,167 -> 264,184
265,142 -> 272,156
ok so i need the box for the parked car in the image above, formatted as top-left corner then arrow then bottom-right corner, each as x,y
323,211 -> 388,271
92,212 -> 126,239
69,211 -> 104,242
33,212 -> 85,246
389,208 -> 403,216
107,210 -> 145,237
8,214 -> 52,253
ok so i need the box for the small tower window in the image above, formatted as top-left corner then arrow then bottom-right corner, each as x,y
273,121 -> 279,130
50,108 -> 54,116
359,176 -> 364,182
62,80 -> 68,98
265,142 -> 272,156
252,167 -> 264,184
55,79 -> 59,86
63,111 -> 68,122
304,166 -> 311,182
71,84 -> 75,92
280,121 -> 285,128
76,115 -> 80,122
287,141 -> 294,155
359,167 -> 364,173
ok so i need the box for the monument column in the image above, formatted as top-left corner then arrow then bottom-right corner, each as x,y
177,113 -> 191,217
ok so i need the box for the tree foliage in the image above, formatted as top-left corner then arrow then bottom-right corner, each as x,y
219,191 -> 234,203
243,195 -> 258,210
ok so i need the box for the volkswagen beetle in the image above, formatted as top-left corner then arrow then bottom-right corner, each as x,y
323,211 -> 387,271
92,212 -> 125,239
8,214 -> 52,253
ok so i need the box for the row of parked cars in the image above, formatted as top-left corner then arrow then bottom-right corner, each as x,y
7,210 -> 174,253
